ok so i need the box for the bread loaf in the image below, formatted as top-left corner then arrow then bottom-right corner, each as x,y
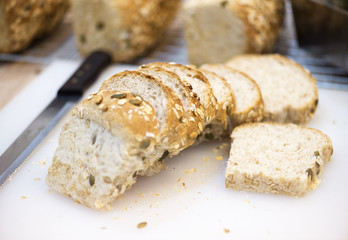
46,91 -> 161,210
71,0 -> 180,62
226,54 -> 318,124
46,57 -> 331,210
0,0 -> 69,53
183,0 -> 284,65
225,123 -> 333,197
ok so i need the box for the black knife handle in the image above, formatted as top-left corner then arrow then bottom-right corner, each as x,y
58,51 -> 112,97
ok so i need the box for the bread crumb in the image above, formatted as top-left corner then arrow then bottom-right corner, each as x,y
224,228 -> 230,234
184,168 -> 197,174
124,207 -> 129,211
100,226 -> 107,230
137,222 -> 147,229
203,157 -> 210,162
182,182 -> 186,187
216,156 -> 223,161
153,193 -> 160,196
244,200 -> 250,204
21,196 -> 27,199
33,178 -> 40,181
39,160 -> 46,165
177,177 -> 182,182
138,193 -> 145,198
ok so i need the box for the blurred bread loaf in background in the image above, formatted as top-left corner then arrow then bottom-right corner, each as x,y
71,0 -> 181,63
0,0 -> 70,53
183,0 -> 285,65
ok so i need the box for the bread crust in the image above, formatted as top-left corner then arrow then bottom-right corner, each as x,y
0,0 -> 69,53
183,0 -> 284,65
233,0 -> 284,53
71,0 -> 180,62
145,62 -> 217,129
99,71 -> 187,175
137,66 -> 201,149
192,68 -> 235,142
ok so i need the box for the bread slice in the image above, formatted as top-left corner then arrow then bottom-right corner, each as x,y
100,71 -> 185,157
71,0 -> 180,62
226,54 -> 319,124
145,62 -> 217,128
183,0 -> 284,65
137,66 -> 202,148
225,123 -> 333,197
193,68 -> 235,142
46,91 -> 161,210
200,64 -> 263,126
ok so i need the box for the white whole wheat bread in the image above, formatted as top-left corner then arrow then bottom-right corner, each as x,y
99,71 -> 186,175
137,66 -> 202,148
183,0 -> 284,65
145,62 -> 218,129
193,68 -> 235,142
200,64 -> 264,127
225,122 -> 333,197
226,54 -> 319,124
46,91 -> 162,210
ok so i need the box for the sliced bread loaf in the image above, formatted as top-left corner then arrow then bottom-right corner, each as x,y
193,68 -> 235,141
46,91 -> 161,210
225,122 -> 333,197
137,66 -> 202,148
99,71 -> 186,175
145,62 -> 217,128
226,54 -> 319,124
183,0 -> 284,65
200,64 -> 264,126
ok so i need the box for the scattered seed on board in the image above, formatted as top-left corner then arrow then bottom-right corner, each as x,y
137,222 -> 147,229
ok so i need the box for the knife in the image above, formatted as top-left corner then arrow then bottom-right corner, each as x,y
0,51 -> 111,186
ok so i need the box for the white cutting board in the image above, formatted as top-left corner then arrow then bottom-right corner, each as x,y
0,61 -> 348,240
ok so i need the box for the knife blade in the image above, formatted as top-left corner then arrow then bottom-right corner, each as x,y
0,51 -> 111,186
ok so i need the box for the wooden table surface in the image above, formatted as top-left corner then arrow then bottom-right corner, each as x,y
0,62 -> 46,110
0,13 -> 75,110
